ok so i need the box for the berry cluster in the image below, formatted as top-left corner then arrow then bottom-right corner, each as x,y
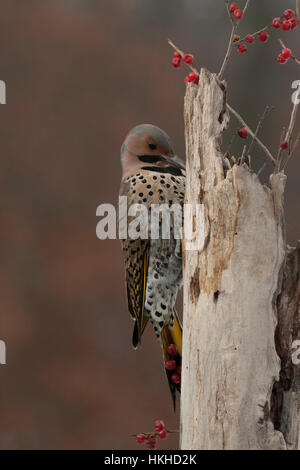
277,47 -> 292,64
171,50 -> 199,85
236,30 -> 270,52
229,3 -> 244,21
234,7 -> 298,57
171,51 -> 194,68
272,9 -> 299,31
184,72 -> 199,85
165,343 -> 181,384
135,420 -> 169,450
168,4 -> 298,182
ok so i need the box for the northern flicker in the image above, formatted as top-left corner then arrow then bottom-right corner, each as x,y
119,124 -> 185,408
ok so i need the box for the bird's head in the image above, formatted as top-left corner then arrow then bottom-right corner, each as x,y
120,124 -> 177,179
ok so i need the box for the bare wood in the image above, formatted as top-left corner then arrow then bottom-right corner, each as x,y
271,244 -> 300,450
180,68 -> 299,449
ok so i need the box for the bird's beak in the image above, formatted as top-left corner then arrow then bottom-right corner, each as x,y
162,154 -> 185,170
161,154 -> 174,162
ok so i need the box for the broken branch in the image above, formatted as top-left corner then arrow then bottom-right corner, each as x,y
226,103 -> 276,165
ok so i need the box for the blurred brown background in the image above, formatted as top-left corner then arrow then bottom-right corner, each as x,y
0,0 -> 299,450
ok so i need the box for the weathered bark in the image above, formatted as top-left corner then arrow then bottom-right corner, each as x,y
180,68 -> 300,450
271,243 -> 300,449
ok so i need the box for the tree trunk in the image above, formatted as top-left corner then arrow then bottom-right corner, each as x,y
180,68 -> 300,450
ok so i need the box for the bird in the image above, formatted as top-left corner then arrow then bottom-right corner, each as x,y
119,124 -> 185,408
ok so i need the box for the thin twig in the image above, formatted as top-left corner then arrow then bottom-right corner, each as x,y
292,132 -> 300,153
168,38 -> 199,74
218,0 -> 251,80
240,144 -> 247,165
131,428 -> 179,438
257,162 -> 267,177
283,131 -> 300,170
247,106 -> 271,157
226,103 -> 276,165
225,0 -> 235,27
276,81 -> 300,171
243,0 -> 251,16
218,2 -> 237,79
276,127 -> 286,171
234,23 -> 271,46
218,27 -> 237,80
296,0 -> 300,19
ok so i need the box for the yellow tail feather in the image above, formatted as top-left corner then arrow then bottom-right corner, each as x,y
161,310 -> 182,410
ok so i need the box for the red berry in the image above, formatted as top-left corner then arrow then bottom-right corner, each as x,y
272,17 -> 281,29
184,73 -> 199,85
291,17 -> 299,29
171,373 -> 181,384
258,31 -> 269,42
277,54 -> 288,64
183,54 -> 194,64
281,48 -> 292,59
171,58 -> 181,68
146,436 -> 158,449
188,72 -> 199,82
154,420 -> 165,432
280,141 -> 289,150
233,8 -> 243,20
158,429 -> 169,439
284,9 -> 295,20
282,20 -> 292,31
150,442 -> 157,449
136,434 -> 146,443
245,34 -> 255,44
229,3 -> 238,12
165,359 -> 176,371
238,127 -> 249,139
173,51 -> 181,58
237,44 -> 247,53
167,344 -> 178,356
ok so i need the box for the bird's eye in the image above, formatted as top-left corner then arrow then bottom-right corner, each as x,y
148,143 -> 157,150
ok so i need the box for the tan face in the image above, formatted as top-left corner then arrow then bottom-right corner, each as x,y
124,133 -> 174,158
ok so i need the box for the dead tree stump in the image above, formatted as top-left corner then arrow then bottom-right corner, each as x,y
180,68 -> 300,450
